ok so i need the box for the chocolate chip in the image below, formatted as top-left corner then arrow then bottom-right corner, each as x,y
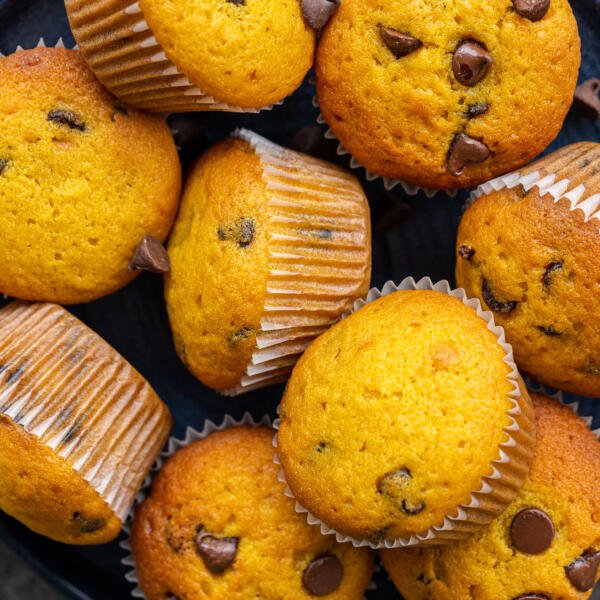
458,245 -> 475,260
466,102 -> 489,117
537,325 -> 562,337
301,0 -> 340,30
510,508 -> 555,554
402,499 -> 426,515
227,0 -> 245,4
47,109 -> 86,132
217,218 -> 255,248
72,512 -> 106,533
195,534 -> 239,574
572,79 -> 600,120
542,261 -> 563,291
452,41 -> 493,87
316,441 -> 330,453
128,236 -> 171,274
302,555 -> 344,596
447,134 -> 492,176
378,468 -> 426,515
417,574 -> 434,585
228,327 -> 253,347
565,550 -> 600,591
0,159 -> 10,175
482,278 -> 518,313
513,595 -> 550,600
378,25 -> 422,59
512,0 -> 551,21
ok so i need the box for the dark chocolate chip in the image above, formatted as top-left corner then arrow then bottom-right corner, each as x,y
482,278 -> 518,313
0,159 -> 10,175
301,0 -> 341,30
510,508 -> 555,554
316,441 -> 330,453
228,327 -> 253,347
447,134 -> 492,176
537,325 -> 562,337
302,555 -> 344,596
565,550 -> 600,591
378,468 -> 426,515
512,595 -> 550,600
542,261 -> 563,291
217,218 -> 255,248
512,0 -> 551,21
458,245 -> 475,260
572,79 -> 600,120
227,0 -> 245,4
72,512 -> 106,533
378,25 -> 422,59
47,109 -> 86,132
195,534 -> 239,574
402,499 -> 426,515
128,236 -> 171,274
466,102 -> 489,117
452,41 -> 493,87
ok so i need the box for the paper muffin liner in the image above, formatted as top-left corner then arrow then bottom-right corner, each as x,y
63,0 -> 275,114
0,36 -> 72,58
222,129 -> 371,396
273,276 -> 537,549
0,302 -> 172,523
120,412 -> 377,599
312,94 -> 456,199
467,142 -> 600,222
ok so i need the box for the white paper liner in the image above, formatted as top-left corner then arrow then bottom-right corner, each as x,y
120,412 -> 376,599
64,0 -> 278,114
0,37 -> 73,58
221,129 -> 371,396
312,94 -> 457,199
273,276 -> 536,549
0,302 -> 171,524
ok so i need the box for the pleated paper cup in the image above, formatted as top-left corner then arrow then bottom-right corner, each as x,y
273,276 -> 537,549
222,129 -> 372,396
120,413 -> 377,599
0,301 -> 172,525
63,0 -> 273,113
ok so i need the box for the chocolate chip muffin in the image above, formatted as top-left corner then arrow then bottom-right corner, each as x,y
130,425 -> 374,600
316,0 -> 580,190
276,279 -> 536,547
381,393 -> 600,600
0,302 -> 172,544
456,142 -> 600,397
0,47 -> 181,304
165,129 -> 371,395
65,0 -> 316,112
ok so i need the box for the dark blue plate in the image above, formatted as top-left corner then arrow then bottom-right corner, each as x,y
0,1 -> 599,598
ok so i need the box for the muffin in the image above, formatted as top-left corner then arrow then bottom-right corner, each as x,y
130,424 -> 374,600
381,393 -> 600,600
276,278 -> 536,548
0,302 -> 172,544
165,129 -> 371,396
316,0 -> 580,190
456,142 -> 600,397
65,0 -> 316,113
0,47 -> 181,304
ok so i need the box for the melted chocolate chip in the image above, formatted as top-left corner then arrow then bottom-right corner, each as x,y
72,512 -> 106,533
228,327 -> 253,347
510,508 -> 555,554
537,325 -> 562,337
378,25 -> 422,58
572,79 -> 600,120
217,218 -> 255,248
452,41 -> 493,87
0,159 -> 9,175
466,102 -> 489,117
128,236 -> 171,274
301,0 -> 341,30
458,245 -> 475,260
512,0 -> 551,21
302,555 -> 344,596
195,534 -> 239,574
447,134 -> 492,176
47,109 -> 86,132
565,550 -> 600,591
482,278 -> 518,313
512,595 -> 549,600
542,261 -> 563,291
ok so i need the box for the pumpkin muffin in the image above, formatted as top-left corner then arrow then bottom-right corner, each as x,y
165,130 -> 371,396
131,425 -> 374,600
0,302 -> 172,545
316,0 -> 580,190
65,0 -> 316,112
276,279 -> 536,547
0,46 -> 180,304
456,142 -> 600,397
381,393 -> 600,600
